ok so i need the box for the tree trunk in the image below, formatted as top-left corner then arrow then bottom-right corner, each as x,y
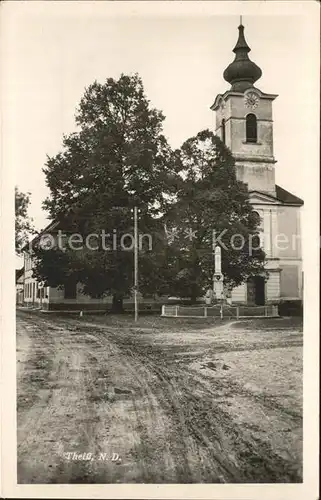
190,284 -> 198,305
190,295 -> 198,305
111,293 -> 124,313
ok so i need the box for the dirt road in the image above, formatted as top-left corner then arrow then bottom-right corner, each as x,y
16,310 -> 303,483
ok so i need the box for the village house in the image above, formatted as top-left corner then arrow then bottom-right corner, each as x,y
15,267 -> 24,305
21,220 -> 161,312
19,23 -> 303,312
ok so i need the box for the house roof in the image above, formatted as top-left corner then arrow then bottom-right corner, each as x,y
249,185 -> 303,205
22,203 -> 88,252
21,219 -> 60,252
275,185 -> 304,205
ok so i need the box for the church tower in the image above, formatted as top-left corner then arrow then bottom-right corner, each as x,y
210,21 -> 303,307
211,22 -> 278,195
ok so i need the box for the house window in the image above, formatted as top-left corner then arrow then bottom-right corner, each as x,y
64,281 -> 77,299
221,119 -> 226,145
246,114 -> 257,143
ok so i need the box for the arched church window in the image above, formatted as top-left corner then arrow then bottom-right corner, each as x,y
221,119 -> 226,144
250,211 -> 262,251
251,234 -> 261,250
246,114 -> 257,143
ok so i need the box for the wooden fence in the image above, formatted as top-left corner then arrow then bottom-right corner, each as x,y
161,304 -> 278,319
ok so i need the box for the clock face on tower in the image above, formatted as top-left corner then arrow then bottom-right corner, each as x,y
244,92 -> 259,110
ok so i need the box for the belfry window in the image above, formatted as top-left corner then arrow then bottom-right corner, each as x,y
221,119 -> 226,144
246,114 -> 257,143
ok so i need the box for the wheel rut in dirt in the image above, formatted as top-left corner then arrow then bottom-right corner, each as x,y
16,311 -> 303,483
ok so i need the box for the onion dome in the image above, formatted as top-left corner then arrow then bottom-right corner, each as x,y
223,24 -> 262,92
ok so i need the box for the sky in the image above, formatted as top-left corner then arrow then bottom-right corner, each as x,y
2,1 -> 318,235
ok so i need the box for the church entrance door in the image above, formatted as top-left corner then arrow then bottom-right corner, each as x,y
254,276 -> 265,305
247,277 -> 265,305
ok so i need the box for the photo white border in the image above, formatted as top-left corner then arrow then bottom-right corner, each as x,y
1,1 -> 319,498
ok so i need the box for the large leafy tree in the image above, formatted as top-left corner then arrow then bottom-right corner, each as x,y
15,187 -> 35,254
33,74 -> 177,311
164,129 -> 266,303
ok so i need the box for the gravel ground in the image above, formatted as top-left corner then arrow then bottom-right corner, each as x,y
16,310 -> 303,484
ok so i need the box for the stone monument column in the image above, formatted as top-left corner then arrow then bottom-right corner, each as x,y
213,244 -> 224,301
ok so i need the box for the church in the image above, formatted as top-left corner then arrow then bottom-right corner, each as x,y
211,22 -> 303,307
20,22 -> 303,311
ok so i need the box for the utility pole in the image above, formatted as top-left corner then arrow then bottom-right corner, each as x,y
134,206 -> 138,322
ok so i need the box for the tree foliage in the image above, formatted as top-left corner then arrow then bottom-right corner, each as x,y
43,74 -> 175,218
33,75 -> 265,309
15,187 -> 34,254
33,74 -> 177,310
163,130 -> 266,301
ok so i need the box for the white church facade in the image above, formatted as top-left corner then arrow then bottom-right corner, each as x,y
19,23 -> 303,312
